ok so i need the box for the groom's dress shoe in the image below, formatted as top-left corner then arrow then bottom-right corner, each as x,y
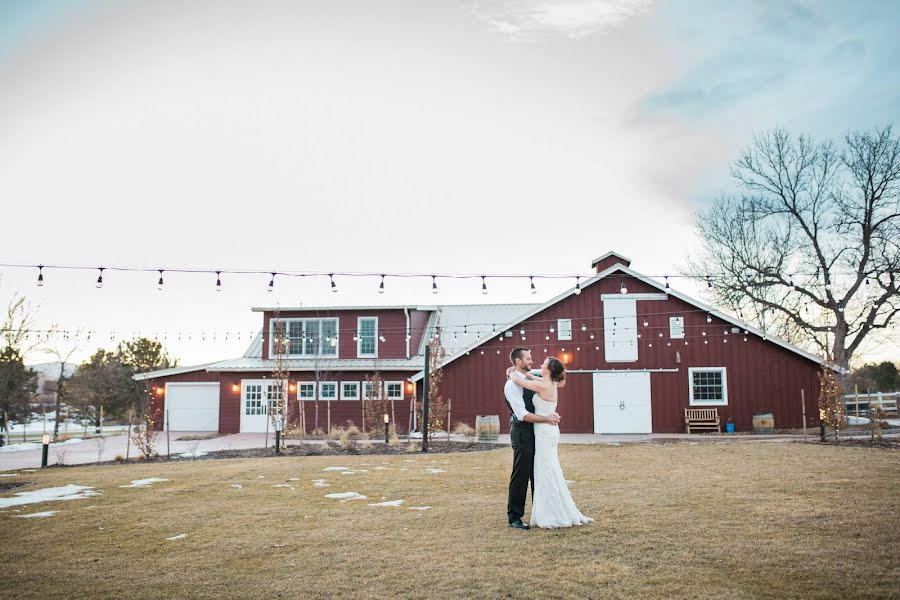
508,519 -> 530,530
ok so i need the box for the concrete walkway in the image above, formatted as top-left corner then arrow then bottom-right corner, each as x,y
2,429 -> 897,471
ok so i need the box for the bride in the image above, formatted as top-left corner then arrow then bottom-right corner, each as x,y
507,357 -> 593,529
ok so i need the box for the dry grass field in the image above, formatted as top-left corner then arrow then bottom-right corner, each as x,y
1,442 -> 898,599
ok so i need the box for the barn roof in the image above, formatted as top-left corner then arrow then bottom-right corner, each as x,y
408,260 -> 830,381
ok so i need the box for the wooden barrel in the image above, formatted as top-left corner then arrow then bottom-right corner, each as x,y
752,412 -> 775,433
475,415 -> 499,441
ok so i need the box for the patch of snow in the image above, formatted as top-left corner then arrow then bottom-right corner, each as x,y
368,499 -> 404,507
272,484 -> 294,489
886,419 -> 900,427
287,478 -> 300,481
0,473 -> 19,477
230,484 -> 243,489
16,510 -> 59,518
374,467 -> 387,470
119,478 -> 169,489
257,476 -> 265,479
177,451 -> 208,458
311,480 -> 329,488
166,534 -> 187,541
322,466 -> 350,471
847,415 -> 870,425
0,484 -> 101,508
426,468 -> 446,474
409,506 -> 431,511
325,492 -> 367,501
340,469 -> 368,475
0,438 -> 84,453
565,480 -> 575,485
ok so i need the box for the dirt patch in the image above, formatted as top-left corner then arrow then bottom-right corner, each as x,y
810,438 -> 900,449
0,480 -> 33,493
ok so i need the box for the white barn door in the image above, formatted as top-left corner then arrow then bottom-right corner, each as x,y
164,383 -> 220,432
603,298 -> 638,362
592,372 -> 652,433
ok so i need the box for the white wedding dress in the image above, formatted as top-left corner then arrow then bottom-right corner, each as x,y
530,392 -> 594,529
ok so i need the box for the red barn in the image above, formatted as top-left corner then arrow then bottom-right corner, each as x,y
138,252 -> 826,434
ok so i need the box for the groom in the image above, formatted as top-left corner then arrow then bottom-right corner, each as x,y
505,347 -> 561,530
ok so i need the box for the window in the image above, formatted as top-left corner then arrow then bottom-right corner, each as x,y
385,381 -> 403,400
689,368 -> 728,406
670,316 -> 685,339
362,380 -> 383,400
603,298 -> 638,362
319,382 -> 338,400
244,384 -> 264,415
269,318 -> 339,357
341,382 -> 360,400
358,317 -> 378,357
298,383 -> 316,401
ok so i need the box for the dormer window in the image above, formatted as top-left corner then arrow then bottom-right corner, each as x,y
270,318 -> 338,357
358,317 -> 378,358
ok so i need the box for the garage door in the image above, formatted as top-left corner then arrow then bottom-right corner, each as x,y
164,383 -> 220,432
592,372 -> 652,433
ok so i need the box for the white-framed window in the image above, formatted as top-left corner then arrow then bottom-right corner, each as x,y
341,382 -> 360,400
270,318 -> 339,357
362,380 -> 383,400
357,317 -> 378,358
244,383 -> 264,415
557,319 -> 572,341
318,382 -> 338,400
385,381 -> 404,400
297,382 -> 317,401
688,367 -> 728,406
603,298 -> 638,362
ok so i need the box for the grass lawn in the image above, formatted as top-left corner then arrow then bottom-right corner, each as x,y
1,442 -> 898,599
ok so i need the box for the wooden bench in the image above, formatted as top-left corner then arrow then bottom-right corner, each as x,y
684,408 -> 720,433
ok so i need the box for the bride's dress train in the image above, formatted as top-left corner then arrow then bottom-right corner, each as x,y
530,394 -> 593,529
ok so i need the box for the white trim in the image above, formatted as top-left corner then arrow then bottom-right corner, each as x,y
362,380 -> 383,400
341,381 -> 360,400
688,367 -> 728,406
357,317 -> 379,358
600,293 -> 668,301
591,251 -> 631,267
318,381 -> 338,401
269,317 -> 340,358
297,382 -> 317,401
133,362 -> 220,381
385,381 -> 404,400
410,262 -> 831,381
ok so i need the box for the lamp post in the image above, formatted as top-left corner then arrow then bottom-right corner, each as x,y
41,433 -> 50,468
383,414 -> 389,444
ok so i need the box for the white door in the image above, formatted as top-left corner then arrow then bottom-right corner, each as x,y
164,383 -> 220,432
592,372 -> 652,433
240,380 -> 279,433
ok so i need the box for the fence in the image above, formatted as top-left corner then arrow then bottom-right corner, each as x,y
843,392 -> 899,415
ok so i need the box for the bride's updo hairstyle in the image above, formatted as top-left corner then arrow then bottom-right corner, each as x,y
547,357 -> 566,383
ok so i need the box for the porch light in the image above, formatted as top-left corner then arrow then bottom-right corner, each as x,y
155,387 -> 164,396
289,383 -> 296,393
232,383 -> 240,393
561,352 -> 570,365
406,382 -> 414,393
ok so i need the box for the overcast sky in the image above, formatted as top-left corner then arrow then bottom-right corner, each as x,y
1,0 -> 898,366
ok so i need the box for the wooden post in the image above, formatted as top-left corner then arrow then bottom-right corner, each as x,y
126,408 -> 132,461
327,398 -> 332,435
391,398 -> 396,435
361,393 -> 366,433
855,384 -> 860,420
422,345 -> 431,452
408,393 -> 415,439
447,398 -> 452,442
801,389 -> 807,441
166,410 -> 171,460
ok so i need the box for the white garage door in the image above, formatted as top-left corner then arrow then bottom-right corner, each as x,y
165,383 -> 220,432
593,372 -> 652,433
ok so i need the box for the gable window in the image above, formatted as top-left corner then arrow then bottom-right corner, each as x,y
341,382 -> 360,400
385,381 -> 404,400
688,368 -> 728,406
270,318 -> 339,357
358,317 -> 378,358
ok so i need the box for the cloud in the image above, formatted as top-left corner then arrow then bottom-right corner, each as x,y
469,0 -> 654,39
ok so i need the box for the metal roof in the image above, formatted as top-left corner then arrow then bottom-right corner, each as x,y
243,331 -> 263,358
133,362 -> 223,381
425,303 -> 540,356
251,305 -> 433,312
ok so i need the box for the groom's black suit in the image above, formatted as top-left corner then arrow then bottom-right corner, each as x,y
507,386 -> 536,524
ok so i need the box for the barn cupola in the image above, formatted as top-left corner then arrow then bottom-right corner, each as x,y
591,251 -> 632,274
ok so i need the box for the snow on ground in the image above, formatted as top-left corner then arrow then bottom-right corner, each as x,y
311,480 -> 329,488
408,506 -> 431,511
272,484 -> 295,489
0,473 -> 19,477
426,468 -> 446,474
848,416 -> 871,425
119,478 -> 169,489
325,492 -> 367,501
0,438 -> 84,453
230,484 -> 243,489
16,510 -> 59,518
340,469 -> 368,475
177,451 -> 208,459
322,467 -> 349,471
368,499 -> 404,507
888,419 -> 900,427
166,534 -> 187,541
0,484 -> 101,508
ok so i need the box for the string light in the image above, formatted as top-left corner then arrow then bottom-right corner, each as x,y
574,276 -> 581,295
481,275 -> 488,295
619,278 -> 627,294
268,273 -> 275,292
432,275 -> 438,295
157,270 -> 164,290
378,274 -> 385,294
330,273 -> 338,293
96,268 -> 104,289
37,265 -> 44,286
664,276 -> 670,293
706,276 -> 712,288
216,271 -> 222,292
530,275 -> 536,295
706,312 -> 712,323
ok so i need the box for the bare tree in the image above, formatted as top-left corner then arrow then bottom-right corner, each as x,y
46,330 -> 82,441
686,127 -> 900,369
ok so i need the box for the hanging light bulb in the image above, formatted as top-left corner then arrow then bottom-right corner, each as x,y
574,276 -> 582,295
215,271 -> 222,292
491,324 -> 496,334
157,270 -> 164,290
520,328 -> 525,335
581,323 -> 587,332
589,333 -> 595,340
353,332 -> 359,342
789,274 -> 795,289
620,278 -> 627,294
37,265 -> 44,287
706,276 -> 712,288
379,334 -> 386,343
330,273 -> 338,293
432,275 -> 438,295
664,276 -> 670,293
643,319 -> 649,327
96,267 -> 104,289
529,275 -> 536,295
706,312 -> 712,323
481,275 -> 488,295
378,274 -> 385,294
268,273 -> 275,292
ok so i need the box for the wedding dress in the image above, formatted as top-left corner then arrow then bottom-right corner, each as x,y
530,392 -> 594,529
